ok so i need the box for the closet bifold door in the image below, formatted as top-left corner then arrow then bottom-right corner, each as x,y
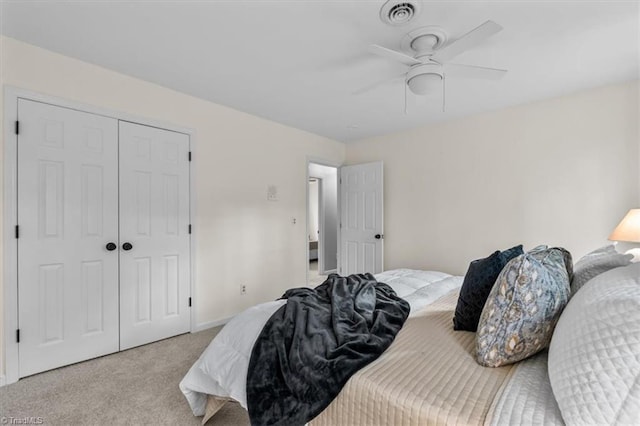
118,121 -> 191,350
17,99 -> 120,377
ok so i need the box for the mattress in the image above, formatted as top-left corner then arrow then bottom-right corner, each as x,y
311,290 -> 513,426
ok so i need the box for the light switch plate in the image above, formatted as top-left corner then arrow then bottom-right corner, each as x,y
267,185 -> 278,201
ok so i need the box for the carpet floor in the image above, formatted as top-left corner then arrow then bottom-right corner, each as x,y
0,327 -> 250,425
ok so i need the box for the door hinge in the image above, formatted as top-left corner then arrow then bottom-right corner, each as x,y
188,224 -> 192,234
15,121 -> 19,135
16,329 -> 20,343
15,225 -> 19,239
188,297 -> 192,307
188,151 -> 192,162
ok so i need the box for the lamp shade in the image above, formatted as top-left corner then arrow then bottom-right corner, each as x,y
608,209 -> 640,243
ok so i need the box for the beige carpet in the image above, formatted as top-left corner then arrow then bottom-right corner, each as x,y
0,327 -> 250,425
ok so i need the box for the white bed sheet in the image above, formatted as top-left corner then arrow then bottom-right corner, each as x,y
179,269 -> 461,416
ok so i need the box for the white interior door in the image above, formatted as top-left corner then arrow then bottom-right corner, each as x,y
17,99 -> 119,377
118,121 -> 191,350
340,161 -> 384,275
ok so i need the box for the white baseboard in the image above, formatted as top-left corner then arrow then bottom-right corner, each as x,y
321,269 -> 337,275
0,374 -> 6,387
193,316 -> 233,333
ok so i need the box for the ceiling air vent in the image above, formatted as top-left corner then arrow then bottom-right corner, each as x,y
380,1 -> 420,26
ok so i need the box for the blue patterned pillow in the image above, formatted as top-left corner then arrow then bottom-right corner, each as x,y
476,247 -> 571,367
453,245 -> 523,332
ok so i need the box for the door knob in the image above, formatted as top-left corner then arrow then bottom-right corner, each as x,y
122,242 -> 133,251
375,234 -> 383,240
105,242 -> 117,251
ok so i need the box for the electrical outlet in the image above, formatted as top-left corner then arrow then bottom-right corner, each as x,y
240,284 -> 247,295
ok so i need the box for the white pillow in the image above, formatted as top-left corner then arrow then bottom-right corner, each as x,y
571,245 -> 632,294
548,263 -> 640,425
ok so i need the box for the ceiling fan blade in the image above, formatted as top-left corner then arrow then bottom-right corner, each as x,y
432,20 -> 503,62
352,74 -> 405,95
444,63 -> 507,80
368,44 -> 421,66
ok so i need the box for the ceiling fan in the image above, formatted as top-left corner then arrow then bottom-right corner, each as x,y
356,20 -> 508,112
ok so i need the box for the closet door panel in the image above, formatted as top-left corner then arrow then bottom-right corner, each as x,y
17,99 -> 119,377
118,121 -> 191,349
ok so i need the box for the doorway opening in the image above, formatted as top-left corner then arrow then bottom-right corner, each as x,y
307,162 -> 339,286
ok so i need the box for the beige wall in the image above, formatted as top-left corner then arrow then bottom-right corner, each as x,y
0,36 -> 345,377
347,81 -> 640,276
2,35 -> 638,381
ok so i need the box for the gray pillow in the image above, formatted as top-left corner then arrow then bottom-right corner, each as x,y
571,245 -> 632,294
476,248 -> 571,367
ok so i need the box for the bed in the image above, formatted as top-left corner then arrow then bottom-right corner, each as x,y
180,256 -> 639,426
310,289 -> 563,426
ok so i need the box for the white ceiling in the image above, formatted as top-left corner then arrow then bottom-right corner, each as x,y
2,1 -> 638,142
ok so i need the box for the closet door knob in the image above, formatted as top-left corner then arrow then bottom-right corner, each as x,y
375,234 -> 383,240
122,242 -> 133,251
105,242 -> 117,251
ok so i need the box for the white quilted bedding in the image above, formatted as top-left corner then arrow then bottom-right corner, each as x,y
375,268 -> 463,314
487,351 -> 564,426
548,262 -> 640,425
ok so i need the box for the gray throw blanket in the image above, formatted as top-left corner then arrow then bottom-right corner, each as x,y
246,273 -> 411,426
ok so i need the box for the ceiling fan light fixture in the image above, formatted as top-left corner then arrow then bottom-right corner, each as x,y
407,72 -> 442,95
